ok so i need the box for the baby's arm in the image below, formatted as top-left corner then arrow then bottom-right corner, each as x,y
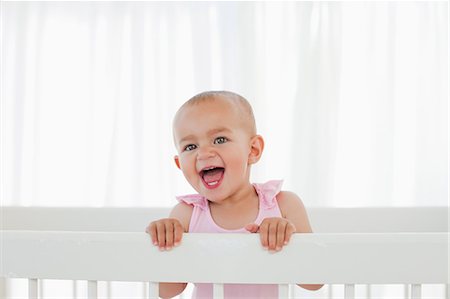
244,191 -> 311,251
277,191 -> 323,290
145,202 -> 193,298
246,191 -> 323,291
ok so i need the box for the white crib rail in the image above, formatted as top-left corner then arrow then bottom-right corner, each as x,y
1,207 -> 448,298
1,231 -> 448,298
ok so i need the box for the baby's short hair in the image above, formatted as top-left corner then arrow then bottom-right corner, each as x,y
178,90 -> 257,135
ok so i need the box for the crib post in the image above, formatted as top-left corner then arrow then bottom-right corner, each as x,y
29,279 -> 38,299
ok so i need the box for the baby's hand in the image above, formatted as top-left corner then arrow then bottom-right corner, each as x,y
245,217 -> 296,252
145,218 -> 184,251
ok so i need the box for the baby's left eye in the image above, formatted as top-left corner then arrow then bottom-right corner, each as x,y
214,137 -> 228,144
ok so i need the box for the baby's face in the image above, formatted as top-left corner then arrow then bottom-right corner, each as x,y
173,98 -> 255,201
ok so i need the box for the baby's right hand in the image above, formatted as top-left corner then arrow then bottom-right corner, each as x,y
145,218 -> 184,251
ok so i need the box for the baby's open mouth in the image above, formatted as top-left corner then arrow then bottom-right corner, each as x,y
200,167 -> 225,187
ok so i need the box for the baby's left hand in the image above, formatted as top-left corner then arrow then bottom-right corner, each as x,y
245,217 -> 296,252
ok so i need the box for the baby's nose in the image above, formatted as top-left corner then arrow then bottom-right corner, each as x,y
196,147 -> 216,160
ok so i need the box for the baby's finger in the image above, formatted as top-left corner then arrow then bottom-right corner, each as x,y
268,222 -> 278,251
284,223 -> 296,245
148,223 -> 158,246
173,221 -> 183,247
276,221 -> 287,250
258,221 -> 269,248
164,221 -> 174,250
244,223 -> 259,233
156,222 -> 167,250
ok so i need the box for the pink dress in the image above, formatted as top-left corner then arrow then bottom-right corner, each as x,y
176,180 -> 283,299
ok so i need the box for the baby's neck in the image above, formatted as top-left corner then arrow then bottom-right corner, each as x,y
208,182 -> 260,230
210,182 -> 257,207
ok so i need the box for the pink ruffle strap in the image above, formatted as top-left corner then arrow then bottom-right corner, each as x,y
253,180 -> 283,209
176,194 -> 208,210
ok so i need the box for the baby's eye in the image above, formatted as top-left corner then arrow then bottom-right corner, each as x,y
184,144 -> 197,151
214,137 -> 228,144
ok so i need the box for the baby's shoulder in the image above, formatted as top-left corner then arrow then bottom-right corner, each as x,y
276,190 -> 312,232
169,202 -> 194,232
172,201 -> 194,213
276,191 -> 306,216
276,190 -> 303,203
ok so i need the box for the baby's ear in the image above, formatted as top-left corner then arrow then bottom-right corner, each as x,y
248,135 -> 264,164
174,155 -> 181,169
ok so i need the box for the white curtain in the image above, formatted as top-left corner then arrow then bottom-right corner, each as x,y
2,1 -> 448,208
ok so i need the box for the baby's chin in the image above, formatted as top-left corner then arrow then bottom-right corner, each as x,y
196,191 -> 221,202
195,188 -> 227,203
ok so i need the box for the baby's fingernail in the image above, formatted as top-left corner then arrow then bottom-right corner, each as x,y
284,241 -> 288,245
276,246 -> 281,251
174,242 -> 180,247
166,246 -> 172,251
159,247 -> 165,251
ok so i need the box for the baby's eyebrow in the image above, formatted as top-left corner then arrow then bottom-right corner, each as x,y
178,135 -> 195,145
207,127 -> 232,135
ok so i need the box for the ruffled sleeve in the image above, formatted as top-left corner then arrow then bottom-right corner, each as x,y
176,194 -> 208,211
253,180 -> 283,209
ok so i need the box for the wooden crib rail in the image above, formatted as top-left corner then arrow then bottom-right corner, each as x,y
1,232 -> 447,284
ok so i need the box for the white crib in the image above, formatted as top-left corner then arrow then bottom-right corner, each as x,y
1,207 -> 448,299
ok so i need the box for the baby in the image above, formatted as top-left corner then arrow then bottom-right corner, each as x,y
146,91 -> 322,298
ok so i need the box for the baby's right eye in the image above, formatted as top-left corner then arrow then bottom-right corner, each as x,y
184,144 -> 197,151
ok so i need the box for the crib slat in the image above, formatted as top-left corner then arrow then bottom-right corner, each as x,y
141,282 -> 147,299
88,281 -> 97,299
367,284 -> 372,299
213,283 -> 224,299
404,284 -> 410,298
328,284 -> 333,299
278,284 -> 289,298
0,277 -> 6,299
148,282 -> 159,299
411,284 -> 421,299
72,280 -> 77,298
345,284 -> 355,299
289,284 -> 295,297
29,279 -> 38,299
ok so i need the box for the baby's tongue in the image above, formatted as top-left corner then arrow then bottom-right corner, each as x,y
203,168 -> 224,183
